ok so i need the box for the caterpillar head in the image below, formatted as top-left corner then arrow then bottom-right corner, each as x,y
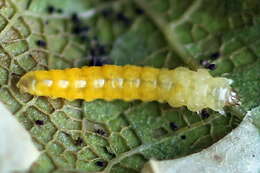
17,72 -> 37,94
210,78 -> 240,113
167,68 -> 240,113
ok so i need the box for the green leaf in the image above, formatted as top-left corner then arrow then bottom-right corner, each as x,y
228,60 -> 260,112
0,0 -> 259,172
110,17 -> 184,68
135,0 -> 260,72
141,106 -> 260,173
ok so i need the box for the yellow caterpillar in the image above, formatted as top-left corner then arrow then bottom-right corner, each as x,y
17,65 -> 238,112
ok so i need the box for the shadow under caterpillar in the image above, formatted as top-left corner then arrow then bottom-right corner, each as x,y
17,65 -> 239,112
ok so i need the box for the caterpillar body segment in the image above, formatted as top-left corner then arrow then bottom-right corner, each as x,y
17,65 -> 237,112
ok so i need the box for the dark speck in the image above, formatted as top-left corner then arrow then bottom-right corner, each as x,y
210,52 -> 220,60
116,12 -> 132,25
169,122 -> 178,131
201,109 -> 210,119
64,132 -> 70,137
180,135 -> 186,140
116,13 -> 125,20
104,147 -> 116,157
72,25 -> 89,35
47,6 -> 55,14
75,137 -> 84,146
252,154 -> 255,157
89,57 -> 104,66
109,152 -> 116,157
90,48 -> 96,56
79,35 -> 89,42
200,59 -> 217,70
36,40 -> 47,47
89,43 -> 107,57
71,13 -> 80,23
56,8 -> 63,13
81,26 -> 89,32
95,160 -> 107,167
135,8 -> 144,15
101,9 -> 113,17
35,120 -> 44,126
97,45 -> 106,56
94,129 -> 106,136
206,64 -> 216,70
72,26 -> 81,34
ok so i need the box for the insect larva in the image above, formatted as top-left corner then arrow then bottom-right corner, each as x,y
17,65 -> 238,112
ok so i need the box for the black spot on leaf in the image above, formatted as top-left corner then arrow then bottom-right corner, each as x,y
46,5 -> 55,14
71,13 -> 80,24
94,129 -> 107,136
95,160 -> 107,167
35,120 -> 44,126
36,40 -> 47,48
180,135 -> 186,140
101,9 -> 113,18
169,122 -> 178,131
200,109 -> 210,119
74,137 -> 84,146
116,12 -> 132,25
210,52 -> 220,60
135,8 -> 144,15
206,64 -> 217,70
56,8 -> 63,14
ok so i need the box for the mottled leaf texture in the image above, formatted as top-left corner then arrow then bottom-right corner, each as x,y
135,0 -> 260,73
0,0 -> 259,172
228,61 -> 260,112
